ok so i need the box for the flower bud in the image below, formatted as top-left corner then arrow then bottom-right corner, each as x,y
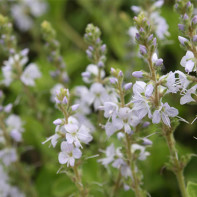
135,33 -> 140,41
192,15 -> 197,25
101,44 -> 106,53
193,35 -> 197,42
4,104 -> 12,113
178,36 -> 189,46
98,61 -> 104,68
88,46 -> 94,51
71,104 -> 79,111
109,77 -> 117,84
110,67 -> 115,74
53,119 -> 62,125
142,121 -> 150,128
139,45 -> 147,55
142,138 -> 152,146
118,70 -> 123,77
187,1 -> 192,8
148,34 -> 153,41
124,83 -> 132,90
178,24 -> 185,31
153,38 -> 157,47
82,72 -> 91,78
62,96 -> 68,104
155,58 -> 163,66
132,71 -> 143,78
183,13 -> 189,21
86,49 -> 92,58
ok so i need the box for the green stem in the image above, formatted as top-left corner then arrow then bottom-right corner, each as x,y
118,81 -> 145,197
111,170 -> 122,197
125,134 -> 145,197
162,124 -> 188,197
73,165 -> 88,197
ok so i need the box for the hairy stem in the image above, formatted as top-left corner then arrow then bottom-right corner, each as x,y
162,124 -> 188,197
73,165 -> 88,197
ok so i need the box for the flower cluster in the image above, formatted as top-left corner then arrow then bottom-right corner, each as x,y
43,88 -> 93,167
41,21 -> 69,85
129,0 -> 169,43
1,48 -> 41,87
10,0 -> 47,32
0,164 -> 25,197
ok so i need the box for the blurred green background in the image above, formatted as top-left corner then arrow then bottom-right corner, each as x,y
1,0 -> 197,196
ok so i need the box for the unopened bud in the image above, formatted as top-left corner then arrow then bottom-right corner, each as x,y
124,83 -> 133,90
132,71 -> 143,78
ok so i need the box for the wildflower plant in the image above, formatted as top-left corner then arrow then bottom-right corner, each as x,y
1,0 -> 197,197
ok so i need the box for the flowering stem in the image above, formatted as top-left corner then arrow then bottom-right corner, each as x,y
111,170 -> 122,197
147,56 -> 159,107
117,79 -> 145,197
73,165 -> 88,197
162,124 -> 188,197
0,115 -> 11,146
0,115 -> 37,197
125,134 -> 145,197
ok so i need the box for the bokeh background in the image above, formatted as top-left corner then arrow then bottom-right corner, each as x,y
0,0 -> 197,196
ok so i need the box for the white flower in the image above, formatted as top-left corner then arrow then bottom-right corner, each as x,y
64,124 -> 93,148
75,86 -> 92,114
151,12 -> 169,40
98,144 -> 124,168
82,64 -> 105,83
74,113 -> 95,133
128,26 -> 138,43
6,115 -> 24,142
58,141 -> 82,167
89,83 -> 108,110
152,102 -> 178,127
131,144 -> 150,160
131,6 -> 141,14
180,85 -> 197,105
2,64 -> 13,86
132,81 -> 152,120
99,102 -> 118,119
0,148 -> 17,166
121,164 -> 132,178
20,63 -> 41,86
180,51 -> 196,73
98,144 -> 115,167
116,107 -> 134,134
11,0 -> 47,31
165,71 -> 190,93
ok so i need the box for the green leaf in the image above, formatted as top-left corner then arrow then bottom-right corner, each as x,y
187,181 -> 197,197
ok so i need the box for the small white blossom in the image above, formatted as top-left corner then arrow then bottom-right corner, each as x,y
50,83 -> 64,103
180,51 -> 196,73
20,63 -> 41,86
6,115 -> 24,142
58,141 -> 82,167
180,85 -> 197,105
89,83 -> 109,110
131,144 -> 150,160
152,102 -> 178,127
0,148 -> 17,166
64,124 -> 93,148
82,64 -> 105,83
